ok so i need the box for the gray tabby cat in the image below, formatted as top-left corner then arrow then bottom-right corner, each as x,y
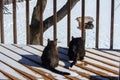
41,39 -> 70,75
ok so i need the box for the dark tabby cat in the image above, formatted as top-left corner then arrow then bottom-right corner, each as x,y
41,39 -> 70,75
68,36 -> 86,67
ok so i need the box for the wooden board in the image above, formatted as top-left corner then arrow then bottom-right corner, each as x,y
0,44 -> 119,80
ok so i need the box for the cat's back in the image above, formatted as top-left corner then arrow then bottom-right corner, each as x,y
41,39 -> 59,68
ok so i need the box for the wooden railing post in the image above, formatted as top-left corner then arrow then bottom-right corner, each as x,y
53,0 -> 57,40
81,0 -> 85,40
67,0 -> 71,46
39,0 -> 43,45
26,0 -> 30,44
110,0 -> 114,49
0,0 -> 4,43
13,0 -> 17,44
96,0 -> 100,49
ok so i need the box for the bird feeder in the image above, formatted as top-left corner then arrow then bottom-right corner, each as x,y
76,16 -> 94,30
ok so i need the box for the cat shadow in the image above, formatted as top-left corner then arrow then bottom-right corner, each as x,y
90,75 -> 119,80
19,47 -> 71,68
19,54 -> 42,67
58,47 -> 71,68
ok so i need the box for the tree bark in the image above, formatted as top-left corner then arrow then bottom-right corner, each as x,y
30,0 -> 80,44
30,0 -> 47,44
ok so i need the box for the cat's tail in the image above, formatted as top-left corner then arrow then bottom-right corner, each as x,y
50,68 -> 70,75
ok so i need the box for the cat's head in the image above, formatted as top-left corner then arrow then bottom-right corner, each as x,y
47,39 -> 57,46
72,36 -> 83,41
71,36 -> 84,46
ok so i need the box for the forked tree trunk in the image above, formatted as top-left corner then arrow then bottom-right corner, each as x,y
30,0 -> 80,44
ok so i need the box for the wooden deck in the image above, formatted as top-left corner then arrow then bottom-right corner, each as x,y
0,44 -> 119,80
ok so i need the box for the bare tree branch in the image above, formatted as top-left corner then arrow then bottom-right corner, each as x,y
30,0 -> 80,44
43,0 -> 80,32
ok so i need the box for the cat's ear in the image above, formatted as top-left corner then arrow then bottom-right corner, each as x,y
55,39 -> 57,41
48,39 -> 50,42
72,36 -> 74,39
47,39 -> 50,44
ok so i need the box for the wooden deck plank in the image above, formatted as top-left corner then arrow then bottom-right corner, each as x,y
28,45 -> 119,78
64,75 -> 81,80
23,64 -> 56,80
0,69 -> 19,80
58,47 -> 119,70
12,44 -> 84,79
96,49 -> 120,57
0,72 -> 9,80
84,60 -> 119,75
0,45 -> 64,80
0,72 -> 10,80
15,45 -> 100,77
14,46 -> 100,77
0,44 -> 119,80
59,51 -> 118,77
85,50 -> 119,66
59,65 -> 90,79
85,54 -> 119,68
0,61 -> 26,80
0,44 -> 75,79
0,51 -> 55,80
57,48 -> 119,77
0,46 -> 44,79
86,49 -> 120,62
58,52 -> 117,76
58,47 -> 119,77
14,46 -> 92,79
0,54 -> 42,80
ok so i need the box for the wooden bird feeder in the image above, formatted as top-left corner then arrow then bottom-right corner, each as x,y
76,16 -> 94,30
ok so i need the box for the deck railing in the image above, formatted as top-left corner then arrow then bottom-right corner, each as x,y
0,0 -> 30,44
0,0 -> 117,49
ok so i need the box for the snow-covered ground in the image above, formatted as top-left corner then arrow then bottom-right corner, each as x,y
2,0 -> 120,49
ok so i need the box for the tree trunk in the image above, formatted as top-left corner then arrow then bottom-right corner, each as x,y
30,0 -> 47,44
30,0 -> 80,44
